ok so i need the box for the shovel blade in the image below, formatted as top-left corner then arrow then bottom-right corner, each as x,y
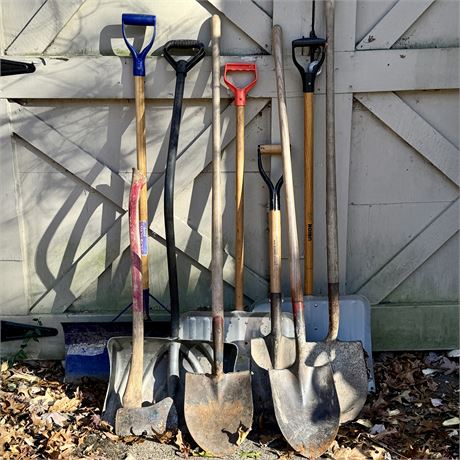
250,335 -> 296,420
304,341 -> 368,423
184,371 -> 253,456
115,397 -> 178,436
269,361 -> 340,458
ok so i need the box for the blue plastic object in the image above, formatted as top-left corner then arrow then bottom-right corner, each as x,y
121,13 -> 156,77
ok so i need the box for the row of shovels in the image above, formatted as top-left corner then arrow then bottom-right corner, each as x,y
111,5 -> 368,459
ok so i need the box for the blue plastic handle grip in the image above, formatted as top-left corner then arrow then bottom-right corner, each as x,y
121,13 -> 157,77
122,14 -> 156,27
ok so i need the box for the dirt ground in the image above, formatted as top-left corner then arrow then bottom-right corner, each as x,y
0,350 -> 458,459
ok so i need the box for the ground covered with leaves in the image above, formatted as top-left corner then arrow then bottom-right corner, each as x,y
0,351 -> 458,459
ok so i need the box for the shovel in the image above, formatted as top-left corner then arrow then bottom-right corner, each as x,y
302,0 -> 368,423
250,144 -> 295,420
112,169 -> 177,436
121,13 -> 156,319
269,24 -> 340,458
184,16 -> 253,456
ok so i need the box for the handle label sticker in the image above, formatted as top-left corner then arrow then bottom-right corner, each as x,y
140,221 -> 148,256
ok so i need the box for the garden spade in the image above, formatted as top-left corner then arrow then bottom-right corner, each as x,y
269,24 -> 340,458
184,16 -> 253,457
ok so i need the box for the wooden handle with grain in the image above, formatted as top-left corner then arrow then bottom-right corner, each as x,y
123,169 -> 146,408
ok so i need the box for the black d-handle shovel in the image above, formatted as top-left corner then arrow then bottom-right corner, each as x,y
162,40 -> 205,408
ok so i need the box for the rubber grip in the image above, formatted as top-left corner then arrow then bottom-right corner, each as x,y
292,37 -> 326,48
122,13 -> 156,27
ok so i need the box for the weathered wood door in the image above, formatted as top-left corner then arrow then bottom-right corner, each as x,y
0,0 -> 458,357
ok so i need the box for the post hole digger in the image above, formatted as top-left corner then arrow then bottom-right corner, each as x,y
269,24 -> 340,458
184,16 -> 253,457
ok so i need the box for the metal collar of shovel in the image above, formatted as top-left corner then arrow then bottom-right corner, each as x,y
121,14 -> 156,77
223,63 -> 258,106
291,37 -> 325,93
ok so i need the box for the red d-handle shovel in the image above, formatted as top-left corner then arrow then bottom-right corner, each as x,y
223,63 -> 258,311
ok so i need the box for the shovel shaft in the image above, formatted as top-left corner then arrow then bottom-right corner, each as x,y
123,169 -> 146,409
211,14 -> 225,376
325,0 -> 340,341
235,105 -> 245,310
272,26 -> 305,349
304,92 -> 314,295
269,210 -> 282,340
134,76 -> 150,319
165,71 -> 186,337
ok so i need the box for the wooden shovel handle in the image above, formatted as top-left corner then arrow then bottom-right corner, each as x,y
304,92 -> 314,294
235,105 -> 245,310
211,14 -> 225,376
325,0 -> 340,341
272,25 -> 306,350
123,169 -> 146,409
134,76 -> 150,308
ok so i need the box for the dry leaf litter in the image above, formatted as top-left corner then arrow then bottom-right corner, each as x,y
0,351 -> 458,459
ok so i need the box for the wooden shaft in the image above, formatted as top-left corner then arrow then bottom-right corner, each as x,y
304,92 -> 314,294
134,76 -> 150,295
235,105 -> 245,310
325,0 -> 340,341
123,169 -> 146,408
211,14 -> 224,376
259,144 -> 282,156
269,210 -> 282,293
272,25 -> 306,353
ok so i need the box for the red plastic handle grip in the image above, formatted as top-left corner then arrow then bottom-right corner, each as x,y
223,62 -> 258,106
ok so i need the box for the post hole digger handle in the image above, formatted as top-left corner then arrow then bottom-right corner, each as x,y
163,40 -> 205,74
122,14 -> 156,77
292,37 -> 325,93
223,63 -> 258,106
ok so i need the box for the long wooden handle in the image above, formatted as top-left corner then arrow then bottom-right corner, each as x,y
211,14 -> 224,376
272,25 -> 305,343
269,209 -> 282,341
123,169 -> 146,408
325,0 -> 340,341
304,92 -> 314,294
235,105 -> 245,310
134,76 -> 150,310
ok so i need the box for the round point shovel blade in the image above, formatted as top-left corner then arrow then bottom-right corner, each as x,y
304,341 -> 368,423
269,362 -> 339,458
184,371 -> 253,456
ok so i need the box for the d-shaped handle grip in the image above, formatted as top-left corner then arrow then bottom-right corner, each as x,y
223,63 -> 258,106
292,36 -> 326,93
122,13 -> 157,77
258,144 -> 283,211
163,40 -> 205,74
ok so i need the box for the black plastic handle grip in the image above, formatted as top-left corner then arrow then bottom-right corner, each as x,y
163,40 -> 205,74
258,148 -> 283,211
292,36 -> 326,93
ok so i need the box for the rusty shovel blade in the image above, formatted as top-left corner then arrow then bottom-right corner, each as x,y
184,371 -> 253,456
269,352 -> 340,458
304,340 -> 368,423
115,397 -> 177,436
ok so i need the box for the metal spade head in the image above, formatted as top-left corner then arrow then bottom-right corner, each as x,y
304,340 -> 368,423
250,335 -> 295,419
184,370 -> 253,456
115,397 -> 177,436
269,350 -> 340,458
